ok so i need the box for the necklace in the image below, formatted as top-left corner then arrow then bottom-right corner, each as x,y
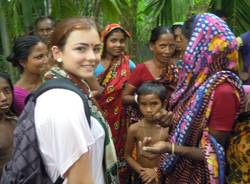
142,120 -> 163,141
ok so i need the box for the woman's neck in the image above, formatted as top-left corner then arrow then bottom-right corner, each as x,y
153,58 -> 167,69
102,54 -> 120,69
0,113 -> 7,122
16,72 -> 42,91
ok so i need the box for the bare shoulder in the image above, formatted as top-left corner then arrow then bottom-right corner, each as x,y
128,121 -> 141,133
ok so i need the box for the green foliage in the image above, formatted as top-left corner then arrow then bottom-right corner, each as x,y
209,0 -> 250,35
1,0 -> 249,78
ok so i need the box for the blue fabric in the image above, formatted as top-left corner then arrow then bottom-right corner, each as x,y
94,60 -> 136,77
240,31 -> 250,73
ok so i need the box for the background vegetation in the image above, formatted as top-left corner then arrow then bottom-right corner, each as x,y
0,0 -> 249,81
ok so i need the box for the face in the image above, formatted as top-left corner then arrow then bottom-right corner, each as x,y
105,30 -> 126,57
23,42 -> 48,75
150,33 -> 176,64
139,94 -> 163,121
36,19 -> 54,44
0,78 -> 13,115
52,28 -> 102,79
174,27 -> 188,53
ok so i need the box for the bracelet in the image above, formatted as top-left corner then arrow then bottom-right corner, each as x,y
134,94 -> 138,103
171,143 -> 175,155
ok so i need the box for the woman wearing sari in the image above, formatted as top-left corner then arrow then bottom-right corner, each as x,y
140,13 -> 245,184
122,26 -> 178,125
95,24 -> 135,159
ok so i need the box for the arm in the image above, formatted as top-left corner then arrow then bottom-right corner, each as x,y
66,152 -> 94,184
85,76 -> 103,97
122,83 -> 137,105
140,139 -> 204,161
124,125 -> 143,174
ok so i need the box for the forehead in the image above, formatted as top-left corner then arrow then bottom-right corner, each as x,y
0,78 -> 10,88
139,93 -> 161,101
156,33 -> 175,43
108,31 -> 125,39
29,42 -> 47,54
65,29 -> 101,45
37,19 -> 53,29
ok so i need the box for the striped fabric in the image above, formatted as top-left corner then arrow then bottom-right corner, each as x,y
159,13 -> 245,184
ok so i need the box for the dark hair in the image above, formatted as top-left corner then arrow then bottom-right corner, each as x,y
149,26 -> 172,44
182,15 -> 196,41
0,72 -> 13,91
6,35 -> 43,73
34,16 -> 55,30
212,10 -> 227,19
137,81 -> 167,102
171,24 -> 183,35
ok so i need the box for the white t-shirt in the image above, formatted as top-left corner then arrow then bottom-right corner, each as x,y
34,89 -> 105,184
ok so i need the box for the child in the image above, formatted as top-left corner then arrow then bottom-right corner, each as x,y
125,81 -> 169,184
0,72 -> 16,177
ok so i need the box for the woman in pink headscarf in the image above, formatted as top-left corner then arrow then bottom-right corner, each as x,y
140,13 -> 245,184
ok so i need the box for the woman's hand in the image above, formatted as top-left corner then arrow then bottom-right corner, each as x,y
153,109 -> 173,127
139,137 -> 171,159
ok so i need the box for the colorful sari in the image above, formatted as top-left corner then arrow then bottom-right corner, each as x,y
98,55 -> 132,158
226,111 -> 250,184
159,13 -> 245,184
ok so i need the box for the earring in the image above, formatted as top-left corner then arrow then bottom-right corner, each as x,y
57,58 -> 62,63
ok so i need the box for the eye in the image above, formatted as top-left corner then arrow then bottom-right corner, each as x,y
2,87 -> 12,95
75,47 -> 87,52
110,39 -> 117,43
92,46 -> 101,54
35,54 -> 44,59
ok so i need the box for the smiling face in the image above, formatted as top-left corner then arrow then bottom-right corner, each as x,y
23,42 -> 48,75
104,30 -> 126,57
138,93 -> 163,121
150,33 -> 176,64
52,28 -> 102,79
0,78 -> 13,115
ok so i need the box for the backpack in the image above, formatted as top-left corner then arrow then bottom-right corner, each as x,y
0,78 -> 91,184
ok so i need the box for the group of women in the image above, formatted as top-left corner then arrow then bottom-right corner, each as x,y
0,12 -> 248,184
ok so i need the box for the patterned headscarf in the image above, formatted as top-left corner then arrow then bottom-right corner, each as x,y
160,13 -> 244,184
101,23 -> 131,42
170,13 -> 239,107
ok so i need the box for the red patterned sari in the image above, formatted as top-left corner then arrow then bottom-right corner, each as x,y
98,55 -> 132,158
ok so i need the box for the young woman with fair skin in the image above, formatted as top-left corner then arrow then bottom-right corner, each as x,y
7,35 -> 48,116
35,17 -> 118,184
0,72 -> 16,178
124,82 -> 168,184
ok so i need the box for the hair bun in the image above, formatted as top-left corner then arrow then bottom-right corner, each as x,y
6,52 -> 19,67
6,52 -> 16,63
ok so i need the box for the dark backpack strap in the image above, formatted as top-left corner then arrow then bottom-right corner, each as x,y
31,78 -> 91,127
54,176 -> 64,184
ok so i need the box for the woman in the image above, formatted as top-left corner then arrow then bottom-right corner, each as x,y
7,35 -> 48,116
122,26 -> 178,125
36,17 -> 118,184
0,72 -> 16,178
140,13 -> 245,183
95,23 -> 136,159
